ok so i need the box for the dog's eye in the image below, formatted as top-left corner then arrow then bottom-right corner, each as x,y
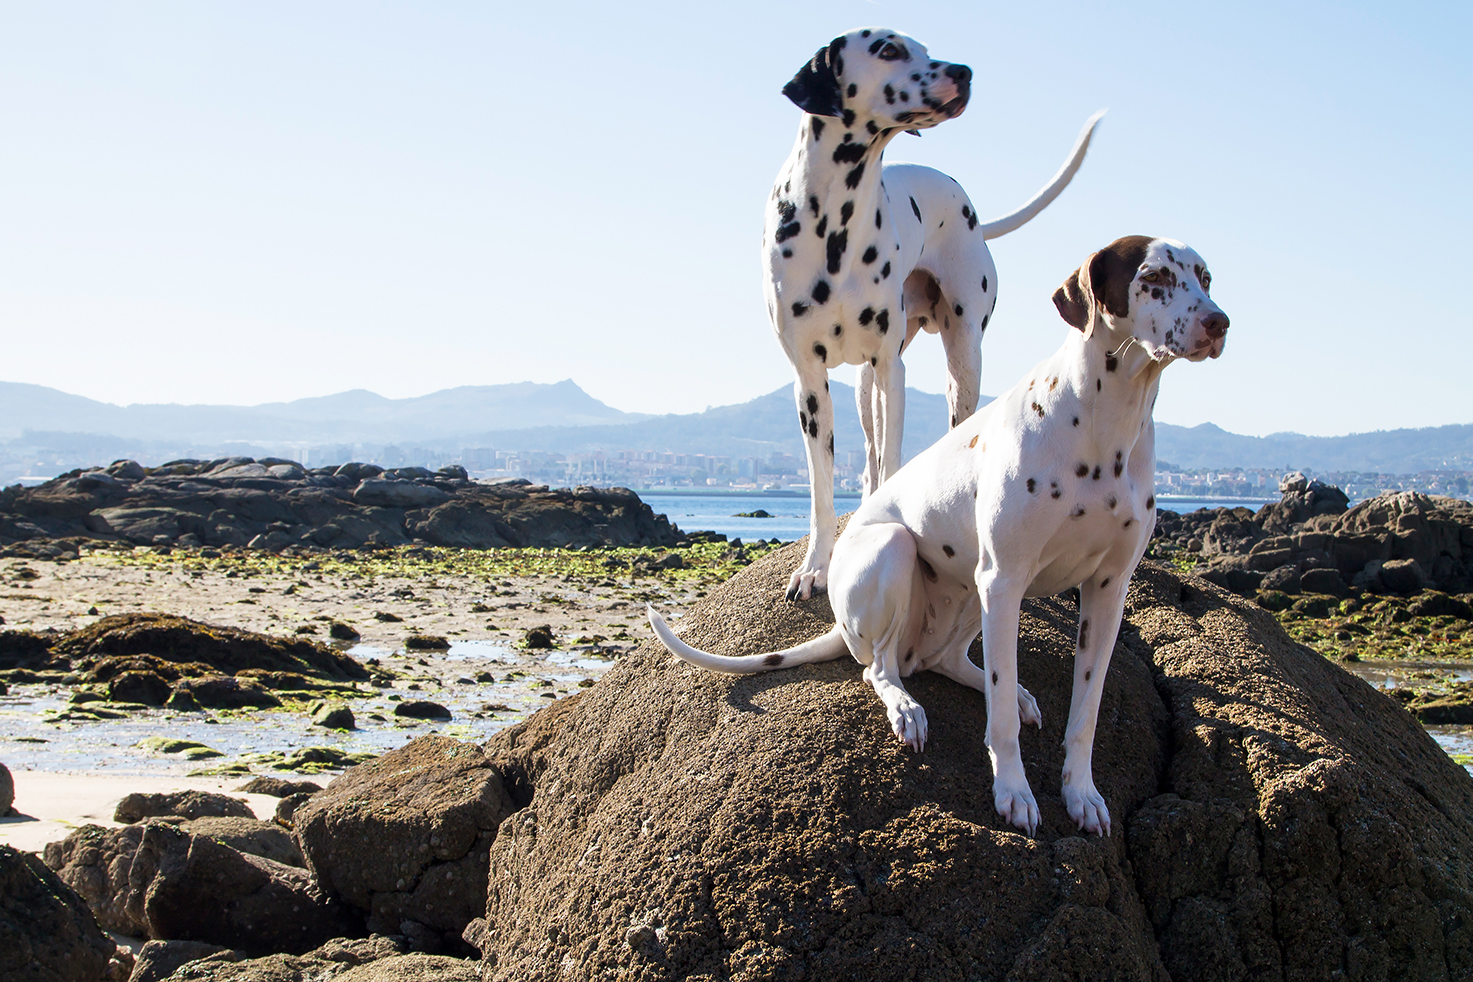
1139,269 -> 1163,284
878,42 -> 902,60
1200,271 -> 1212,292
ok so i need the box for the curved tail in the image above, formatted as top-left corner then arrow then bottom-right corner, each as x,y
979,110 -> 1106,241
646,605 -> 848,674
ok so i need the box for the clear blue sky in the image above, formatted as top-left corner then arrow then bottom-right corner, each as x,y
1,1 -> 1468,437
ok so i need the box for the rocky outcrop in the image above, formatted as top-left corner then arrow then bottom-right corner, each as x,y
471,538 -> 1473,981
146,937 -> 478,982
0,843 -> 115,982
294,736 -> 516,955
0,760 -> 12,816
114,790 -> 254,823
1155,482 -> 1473,599
45,817 -> 304,937
0,459 -> 682,557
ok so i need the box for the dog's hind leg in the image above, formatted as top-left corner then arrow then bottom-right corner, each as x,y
855,362 -> 880,496
787,365 -> 837,600
832,523 -> 928,750
1060,574 -> 1131,836
871,352 -> 907,485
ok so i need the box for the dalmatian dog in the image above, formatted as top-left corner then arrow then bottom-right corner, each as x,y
652,236 -> 1229,837
765,27 -> 1104,602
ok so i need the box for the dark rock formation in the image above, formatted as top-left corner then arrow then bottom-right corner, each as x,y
151,937 -> 477,982
128,940 -> 243,982
393,700 -> 451,720
1155,485 -> 1473,599
0,843 -> 115,982
235,776 -> 322,798
131,822 -> 358,954
115,790 -> 253,823
294,736 -> 515,954
0,760 -> 12,816
0,460 -> 681,556
471,539 -> 1473,981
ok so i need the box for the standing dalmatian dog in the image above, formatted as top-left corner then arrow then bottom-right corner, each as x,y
652,236 -> 1229,837
766,27 -> 1103,601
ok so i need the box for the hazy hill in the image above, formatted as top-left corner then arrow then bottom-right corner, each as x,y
0,379 -> 646,443
2,378 -> 1469,474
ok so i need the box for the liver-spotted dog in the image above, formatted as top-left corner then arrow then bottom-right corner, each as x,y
766,27 -> 1103,601
652,236 -> 1229,837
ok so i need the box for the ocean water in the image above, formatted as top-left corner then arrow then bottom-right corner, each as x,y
637,490 -> 1273,542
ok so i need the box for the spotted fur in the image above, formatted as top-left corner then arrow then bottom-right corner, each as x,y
765,27 -> 1104,602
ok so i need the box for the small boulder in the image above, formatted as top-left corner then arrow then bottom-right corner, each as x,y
0,844 -> 114,982
235,776 -> 323,798
1409,591 -> 1473,620
128,940 -> 243,982
108,669 -> 172,706
394,700 -> 452,721
310,700 -> 356,730
1299,567 -> 1350,597
1260,564 -> 1301,594
0,761 -> 12,816
405,634 -> 451,650
181,816 -> 304,867
132,822 -> 358,955
1379,557 -> 1428,595
522,624 -> 555,649
114,790 -> 253,824
294,736 -> 514,953
168,675 -> 282,710
329,621 -> 361,641
275,792 -> 314,828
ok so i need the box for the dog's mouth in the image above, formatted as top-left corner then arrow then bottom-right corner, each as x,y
940,95 -> 968,119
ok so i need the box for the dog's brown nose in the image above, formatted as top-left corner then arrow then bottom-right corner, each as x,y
1202,311 -> 1229,339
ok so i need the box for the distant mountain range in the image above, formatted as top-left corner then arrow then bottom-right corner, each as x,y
2,379 -> 1469,475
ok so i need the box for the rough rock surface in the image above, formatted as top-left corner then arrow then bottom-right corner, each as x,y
234,777 -> 323,798
114,790 -> 254,823
474,538 -> 1473,981
46,818 -> 304,937
0,460 -> 682,556
157,937 -> 478,982
0,759 -> 12,816
128,940 -> 242,982
131,822 -> 359,955
294,736 -> 515,954
1155,483 -> 1473,598
0,843 -> 115,982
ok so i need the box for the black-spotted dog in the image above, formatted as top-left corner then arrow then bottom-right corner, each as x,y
766,27 -> 1103,602
652,236 -> 1229,838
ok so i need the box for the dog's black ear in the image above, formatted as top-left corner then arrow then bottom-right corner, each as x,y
783,36 -> 846,118
1052,266 -> 1090,330
1088,235 -> 1154,319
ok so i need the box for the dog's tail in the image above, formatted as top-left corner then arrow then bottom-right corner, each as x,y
978,109 -> 1106,241
647,605 -> 849,674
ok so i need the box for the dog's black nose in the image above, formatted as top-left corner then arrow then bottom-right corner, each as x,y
1202,312 -> 1229,339
945,64 -> 972,84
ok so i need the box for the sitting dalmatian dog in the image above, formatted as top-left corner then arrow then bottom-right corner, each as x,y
766,26 -> 1103,601
652,236 -> 1229,837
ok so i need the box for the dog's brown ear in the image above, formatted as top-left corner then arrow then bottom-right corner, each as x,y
1052,264 -> 1091,330
783,36 -> 846,118
1088,235 -> 1154,319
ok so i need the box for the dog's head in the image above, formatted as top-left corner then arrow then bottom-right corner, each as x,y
783,28 -> 970,131
1052,236 -> 1229,362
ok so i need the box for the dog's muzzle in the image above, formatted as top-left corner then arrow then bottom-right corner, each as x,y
940,63 -> 972,117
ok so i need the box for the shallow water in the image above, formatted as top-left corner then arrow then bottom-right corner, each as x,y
0,640 -> 613,778
1343,660 -> 1473,774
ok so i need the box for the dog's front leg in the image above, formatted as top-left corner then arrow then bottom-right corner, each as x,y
786,368 -> 836,600
1060,575 -> 1131,836
976,570 -> 1039,836
940,316 -> 982,431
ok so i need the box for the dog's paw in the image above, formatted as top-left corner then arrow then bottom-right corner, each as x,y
994,781 -> 1040,837
784,564 -> 828,601
887,696 -> 929,752
1017,685 -> 1043,729
1062,775 -> 1111,837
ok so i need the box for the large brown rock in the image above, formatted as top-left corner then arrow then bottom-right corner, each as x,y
294,736 -> 515,953
131,822 -> 358,955
474,539 -> 1473,981
153,938 -> 477,982
0,843 -> 115,982
115,790 -> 253,823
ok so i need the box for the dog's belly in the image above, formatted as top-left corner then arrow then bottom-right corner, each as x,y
1024,506 -> 1148,598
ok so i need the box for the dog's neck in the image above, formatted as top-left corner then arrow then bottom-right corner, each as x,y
1063,323 -> 1167,469
780,113 -> 902,217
